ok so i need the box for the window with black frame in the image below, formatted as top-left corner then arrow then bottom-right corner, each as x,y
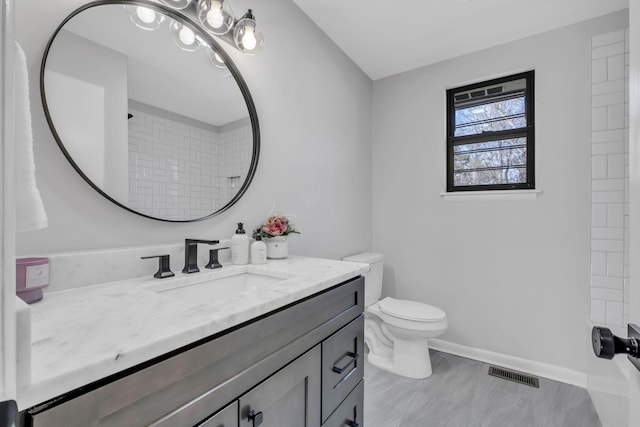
446,71 -> 535,192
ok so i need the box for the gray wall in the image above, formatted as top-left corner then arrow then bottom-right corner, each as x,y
371,11 -> 628,374
15,0 -> 373,259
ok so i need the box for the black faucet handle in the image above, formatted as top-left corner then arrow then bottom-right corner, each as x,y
206,247 -> 229,269
141,255 -> 175,279
185,239 -> 220,246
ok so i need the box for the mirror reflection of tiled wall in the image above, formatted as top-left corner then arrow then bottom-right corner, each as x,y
127,101 -> 251,220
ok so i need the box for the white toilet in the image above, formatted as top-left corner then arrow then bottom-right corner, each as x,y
343,252 -> 447,379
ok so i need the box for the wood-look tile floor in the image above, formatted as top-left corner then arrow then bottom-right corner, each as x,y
363,350 -> 602,427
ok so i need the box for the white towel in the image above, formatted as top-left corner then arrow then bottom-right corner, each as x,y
14,42 -> 47,231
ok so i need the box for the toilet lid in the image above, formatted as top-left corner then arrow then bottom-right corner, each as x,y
378,297 -> 446,322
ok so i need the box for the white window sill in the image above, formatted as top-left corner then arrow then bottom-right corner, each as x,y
440,189 -> 542,201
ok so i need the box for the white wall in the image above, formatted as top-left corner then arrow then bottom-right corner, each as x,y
372,11 -> 628,374
14,0 -> 372,259
45,30 -> 129,201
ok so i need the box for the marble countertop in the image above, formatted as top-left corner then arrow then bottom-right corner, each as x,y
17,256 -> 368,409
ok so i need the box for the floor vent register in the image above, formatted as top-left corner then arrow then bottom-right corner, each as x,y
488,366 -> 540,388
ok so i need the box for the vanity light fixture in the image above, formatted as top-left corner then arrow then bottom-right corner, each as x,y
127,5 -> 165,30
169,20 -> 202,51
127,0 -> 265,55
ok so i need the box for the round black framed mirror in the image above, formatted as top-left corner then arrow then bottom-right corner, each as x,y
40,0 -> 260,222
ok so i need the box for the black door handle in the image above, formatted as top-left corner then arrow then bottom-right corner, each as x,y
592,325 -> 640,359
333,352 -> 359,374
248,409 -> 263,426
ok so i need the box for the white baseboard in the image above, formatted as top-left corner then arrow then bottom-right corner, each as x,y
429,338 -> 587,388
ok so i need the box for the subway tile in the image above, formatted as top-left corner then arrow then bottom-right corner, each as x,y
591,239 -> 624,253
591,190 -> 623,204
592,30 -> 625,48
592,58 -> 608,83
591,276 -> 623,290
592,155 -> 608,179
591,141 -> 625,156
591,287 -> 623,302
607,104 -> 625,129
592,41 -> 625,59
592,79 -> 624,96
592,92 -> 625,107
592,106 -> 608,131
607,252 -> 625,277
606,301 -> 624,326
591,299 -> 607,324
592,178 -> 624,191
607,204 -> 625,228
591,252 -> 607,276
592,204 -> 608,227
607,153 -> 625,179
607,55 -> 625,80
591,227 -> 624,240
592,129 -> 625,143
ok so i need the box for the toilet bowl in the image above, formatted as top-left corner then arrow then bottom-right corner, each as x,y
342,253 -> 447,379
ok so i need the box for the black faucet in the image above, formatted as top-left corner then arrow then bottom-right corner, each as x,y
183,239 -> 219,273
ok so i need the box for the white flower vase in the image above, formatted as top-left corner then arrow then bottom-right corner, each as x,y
266,236 -> 288,259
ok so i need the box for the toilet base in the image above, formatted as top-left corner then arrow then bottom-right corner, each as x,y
364,302 -> 446,379
367,339 -> 432,379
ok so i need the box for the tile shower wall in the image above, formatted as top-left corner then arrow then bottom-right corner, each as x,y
127,105 -> 251,220
590,29 -> 630,327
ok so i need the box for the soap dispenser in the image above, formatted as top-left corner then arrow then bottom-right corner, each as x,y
251,235 -> 267,265
231,222 -> 250,265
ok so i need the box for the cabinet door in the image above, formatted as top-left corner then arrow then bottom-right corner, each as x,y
321,316 -> 364,422
239,346 -> 320,427
321,380 -> 363,427
199,401 -> 238,427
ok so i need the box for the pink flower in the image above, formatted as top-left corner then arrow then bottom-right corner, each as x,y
261,215 -> 289,236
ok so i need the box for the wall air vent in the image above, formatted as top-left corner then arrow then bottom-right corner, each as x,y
488,366 -> 540,388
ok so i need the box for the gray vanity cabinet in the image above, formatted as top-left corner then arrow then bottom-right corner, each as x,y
198,401 -> 238,427
24,276 -> 364,427
239,346 -> 321,427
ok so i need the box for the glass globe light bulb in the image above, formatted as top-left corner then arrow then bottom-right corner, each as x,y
197,0 -> 234,35
178,26 -> 196,45
206,2 -> 224,28
127,5 -> 165,31
233,10 -> 264,54
136,7 -> 156,24
170,20 -> 201,51
241,26 -> 257,51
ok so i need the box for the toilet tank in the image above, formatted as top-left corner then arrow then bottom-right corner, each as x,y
342,252 -> 384,306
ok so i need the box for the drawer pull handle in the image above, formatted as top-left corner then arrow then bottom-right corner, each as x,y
332,352 -> 359,374
345,421 -> 359,427
248,409 -> 263,426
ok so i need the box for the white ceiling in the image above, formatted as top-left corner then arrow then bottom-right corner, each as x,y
292,0 -> 629,80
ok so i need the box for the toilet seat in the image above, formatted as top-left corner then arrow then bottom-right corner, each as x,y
378,297 -> 446,322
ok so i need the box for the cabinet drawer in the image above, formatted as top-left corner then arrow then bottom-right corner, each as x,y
321,380 -> 363,427
199,401 -> 238,427
321,315 -> 364,422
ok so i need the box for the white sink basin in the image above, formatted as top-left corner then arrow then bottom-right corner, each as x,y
155,272 -> 286,305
